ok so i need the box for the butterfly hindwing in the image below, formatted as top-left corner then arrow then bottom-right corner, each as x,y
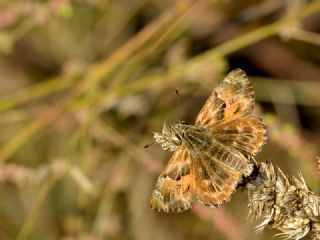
195,147 -> 243,207
212,115 -> 267,157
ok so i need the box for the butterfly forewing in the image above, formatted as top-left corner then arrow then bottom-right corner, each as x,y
195,68 -> 254,128
195,68 -> 266,163
150,147 -> 196,212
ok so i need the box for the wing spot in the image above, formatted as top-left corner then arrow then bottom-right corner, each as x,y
224,128 -> 238,134
233,104 -> 240,114
166,167 -> 179,180
240,136 -> 250,143
243,126 -> 252,133
215,102 -> 226,120
181,164 -> 190,176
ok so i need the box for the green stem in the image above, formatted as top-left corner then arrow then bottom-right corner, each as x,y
16,175 -> 59,240
0,76 -> 76,112
291,28 -> 320,46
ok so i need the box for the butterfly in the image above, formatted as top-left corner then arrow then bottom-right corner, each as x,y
150,68 -> 267,212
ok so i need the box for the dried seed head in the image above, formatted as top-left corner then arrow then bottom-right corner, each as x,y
247,162 -> 320,240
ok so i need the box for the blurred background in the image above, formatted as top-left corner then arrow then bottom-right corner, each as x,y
0,0 -> 320,239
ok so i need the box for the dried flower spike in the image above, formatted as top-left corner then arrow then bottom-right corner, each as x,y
247,162 -> 320,240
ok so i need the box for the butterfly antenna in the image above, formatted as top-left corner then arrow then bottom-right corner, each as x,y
144,141 -> 155,149
175,88 -> 180,107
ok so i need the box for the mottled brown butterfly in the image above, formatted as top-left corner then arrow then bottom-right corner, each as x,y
150,68 -> 266,212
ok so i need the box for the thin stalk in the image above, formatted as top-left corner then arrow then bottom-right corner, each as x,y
0,76 -> 77,112
16,175 -> 59,240
291,28 -> 320,46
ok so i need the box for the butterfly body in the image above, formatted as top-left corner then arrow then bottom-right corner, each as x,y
154,123 -> 211,152
151,69 -> 267,213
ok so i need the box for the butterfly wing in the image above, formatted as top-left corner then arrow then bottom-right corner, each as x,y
150,147 -> 196,212
195,68 -> 254,127
194,142 -> 247,207
195,68 -> 266,157
150,144 -> 248,211
211,115 -> 266,157
194,164 -> 239,207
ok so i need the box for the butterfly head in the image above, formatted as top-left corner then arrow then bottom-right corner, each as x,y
153,123 -> 189,152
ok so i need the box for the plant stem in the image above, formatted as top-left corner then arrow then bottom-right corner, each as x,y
16,175 -> 59,240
